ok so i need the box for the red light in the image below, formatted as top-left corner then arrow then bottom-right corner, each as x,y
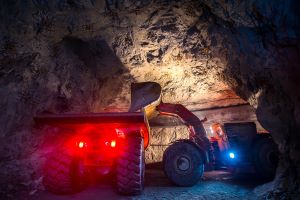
78,141 -> 85,148
110,140 -> 116,148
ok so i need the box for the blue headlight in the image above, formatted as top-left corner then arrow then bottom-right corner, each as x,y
229,152 -> 235,159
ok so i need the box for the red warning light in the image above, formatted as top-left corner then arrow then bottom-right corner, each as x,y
78,141 -> 85,148
110,140 -> 116,148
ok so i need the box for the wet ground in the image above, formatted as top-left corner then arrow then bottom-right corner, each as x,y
30,166 -> 268,200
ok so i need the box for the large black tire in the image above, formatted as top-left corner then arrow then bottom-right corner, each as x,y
253,138 -> 278,180
43,149 -> 87,194
116,136 -> 145,195
163,141 -> 204,186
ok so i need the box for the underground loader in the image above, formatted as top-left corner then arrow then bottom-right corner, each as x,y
35,82 -> 277,195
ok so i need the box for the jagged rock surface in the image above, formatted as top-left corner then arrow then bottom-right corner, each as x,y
0,0 -> 299,199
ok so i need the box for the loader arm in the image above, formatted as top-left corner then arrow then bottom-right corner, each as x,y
129,81 -> 210,156
157,103 -> 210,152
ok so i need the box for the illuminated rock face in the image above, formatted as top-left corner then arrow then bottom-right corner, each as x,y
0,0 -> 299,198
197,1 -> 300,198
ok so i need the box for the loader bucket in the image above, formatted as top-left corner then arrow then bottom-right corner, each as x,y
129,82 -> 162,119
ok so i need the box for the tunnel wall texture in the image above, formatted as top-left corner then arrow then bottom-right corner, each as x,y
0,0 -> 299,199
198,1 -> 300,198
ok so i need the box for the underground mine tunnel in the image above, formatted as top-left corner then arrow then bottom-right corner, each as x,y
0,0 -> 299,199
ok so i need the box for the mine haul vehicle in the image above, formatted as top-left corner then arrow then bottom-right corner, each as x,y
35,82 -> 278,195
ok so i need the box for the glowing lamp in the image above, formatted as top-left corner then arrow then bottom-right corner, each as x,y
110,140 -> 116,148
78,141 -> 85,148
229,152 -> 235,159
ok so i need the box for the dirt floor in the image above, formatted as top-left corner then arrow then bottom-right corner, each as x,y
29,166 -> 268,200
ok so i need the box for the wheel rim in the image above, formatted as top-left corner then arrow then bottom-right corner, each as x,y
176,156 -> 191,172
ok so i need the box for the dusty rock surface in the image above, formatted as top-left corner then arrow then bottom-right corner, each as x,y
0,0 -> 299,199
28,169 -> 261,200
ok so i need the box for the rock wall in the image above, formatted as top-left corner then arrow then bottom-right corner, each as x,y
0,0 -> 299,199
195,1 -> 300,198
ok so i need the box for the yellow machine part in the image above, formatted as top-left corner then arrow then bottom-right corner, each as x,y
129,82 -> 163,136
129,82 -> 162,119
142,93 -> 162,119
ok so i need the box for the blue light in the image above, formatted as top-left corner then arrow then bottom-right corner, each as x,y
229,152 -> 235,159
